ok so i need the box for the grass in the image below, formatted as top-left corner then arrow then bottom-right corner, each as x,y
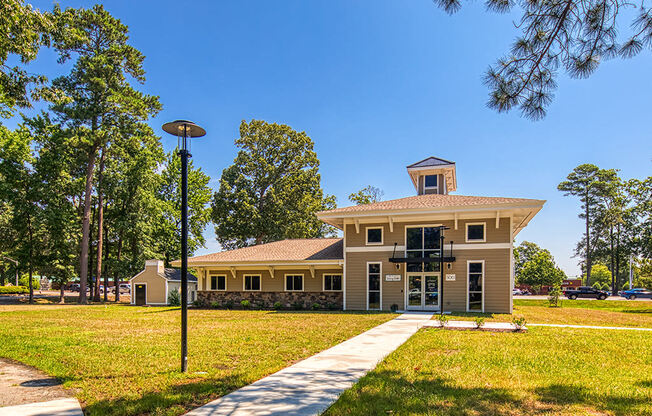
325,326 -> 652,416
443,299 -> 652,328
0,304 -> 393,415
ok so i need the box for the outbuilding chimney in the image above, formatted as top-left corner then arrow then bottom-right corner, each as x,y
145,259 -> 164,274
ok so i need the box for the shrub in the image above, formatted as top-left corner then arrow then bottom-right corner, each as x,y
223,300 -> 234,309
548,284 -> 562,307
327,302 -> 339,311
210,301 -> 221,309
311,302 -> 321,311
240,300 -> 250,309
255,301 -> 265,310
390,303 -> 399,313
292,301 -> 303,310
436,314 -> 450,328
592,282 -> 602,290
474,317 -> 485,329
512,316 -> 527,331
273,301 -> 283,310
0,286 -> 29,294
622,282 -> 630,290
167,289 -> 181,306
602,282 -> 611,291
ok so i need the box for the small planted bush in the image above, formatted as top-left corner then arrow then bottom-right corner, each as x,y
512,316 -> 527,331
311,302 -> 321,311
223,300 -> 234,309
390,303 -> 399,313
548,284 -> 562,307
255,301 -> 265,310
436,314 -> 450,328
474,317 -> 485,329
210,301 -> 221,309
273,301 -> 283,310
240,300 -> 251,309
167,289 -> 181,306
292,301 -> 303,310
327,302 -> 339,311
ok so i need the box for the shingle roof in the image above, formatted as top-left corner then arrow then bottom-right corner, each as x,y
187,238 -> 343,263
318,194 -> 545,215
407,157 -> 455,168
161,268 -> 197,282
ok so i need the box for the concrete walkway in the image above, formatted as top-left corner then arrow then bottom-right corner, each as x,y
186,312 -> 433,416
0,398 -> 83,416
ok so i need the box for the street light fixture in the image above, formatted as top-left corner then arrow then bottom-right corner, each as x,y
162,119 -> 206,373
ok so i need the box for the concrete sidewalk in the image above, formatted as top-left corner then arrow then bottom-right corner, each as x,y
186,312 -> 433,416
0,398 -> 83,416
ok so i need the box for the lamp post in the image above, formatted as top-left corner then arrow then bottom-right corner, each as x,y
162,120 -> 206,373
437,226 -> 450,316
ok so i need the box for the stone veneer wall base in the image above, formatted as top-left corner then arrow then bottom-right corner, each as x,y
197,291 -> 343,310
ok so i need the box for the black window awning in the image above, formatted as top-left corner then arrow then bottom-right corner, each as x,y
389,256 -> 456,263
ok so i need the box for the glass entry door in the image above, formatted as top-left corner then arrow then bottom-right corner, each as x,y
407,273 -> 440,310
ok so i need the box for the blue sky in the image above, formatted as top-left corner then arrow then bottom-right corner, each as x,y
16,0 -> 652,275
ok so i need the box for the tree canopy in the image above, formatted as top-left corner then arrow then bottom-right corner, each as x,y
212,119 -> 336,250
515,243 -> 566,291
349,186 -> 384,205
432,0 -> 652,119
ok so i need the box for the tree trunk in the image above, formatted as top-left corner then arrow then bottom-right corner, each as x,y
79,143 -> 99,304
94,147 -> 106,302
115,237 -> 122,302
103,213 -> 109,302
585,191 -> 591,285
89,204 -> 96,301
59,285 -> 65,304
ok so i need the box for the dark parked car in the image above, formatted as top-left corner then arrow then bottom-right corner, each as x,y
564,286 -> 608,300
69,283 -> 80,292
621,288 -> 652,300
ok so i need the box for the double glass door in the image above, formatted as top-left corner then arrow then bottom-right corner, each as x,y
407,273 -> 440,310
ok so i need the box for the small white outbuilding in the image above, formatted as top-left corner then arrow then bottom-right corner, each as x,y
129,259 -> 197,306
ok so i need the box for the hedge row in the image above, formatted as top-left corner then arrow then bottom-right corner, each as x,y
0,286 -> 29,294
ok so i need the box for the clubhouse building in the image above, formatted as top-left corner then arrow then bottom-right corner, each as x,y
165,157 -> 544,313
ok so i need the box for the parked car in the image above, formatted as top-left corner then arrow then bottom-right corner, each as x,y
118,283 -> 131,294
565,286 -> 608,300
621,288 -> 652,300
513,288 -> 524,295
69,283 -> 80,292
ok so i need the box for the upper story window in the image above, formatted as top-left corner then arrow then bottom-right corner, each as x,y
405,226 -> 441,272
424,175 -> 438,190
466,222 -> 486,242
366,226 -> 383,245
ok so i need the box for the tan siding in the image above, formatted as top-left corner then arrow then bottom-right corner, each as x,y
346,252 -> 404,311
132,269 -> 167,304
203,268 -> 342,292
345,218 -> 511,248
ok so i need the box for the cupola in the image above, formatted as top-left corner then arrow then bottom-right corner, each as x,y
407,157 -> 457,195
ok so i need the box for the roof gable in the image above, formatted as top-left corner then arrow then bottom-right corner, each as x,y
407,156 -> 455,168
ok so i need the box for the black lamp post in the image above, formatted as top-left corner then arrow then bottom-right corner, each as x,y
437,226 -> 450,316
162,119 -> 206,373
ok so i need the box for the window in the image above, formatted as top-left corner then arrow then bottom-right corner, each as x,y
324,274 -> 342,291
285,274 -> 303,291
466,222 -> 485,242
210,275 -> 226,291
244,275 -> 261,291
468,261 -> 484,311
405,226 -> 441,272
366,227 -> 383,245
367,263 -> 381,310
424,175 -> 438,189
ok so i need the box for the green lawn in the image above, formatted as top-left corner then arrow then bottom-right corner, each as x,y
444,299 -> 652,328
0,304 -> 393,416
325,326 -> 652,416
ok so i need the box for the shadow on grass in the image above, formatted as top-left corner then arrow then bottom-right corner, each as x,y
83,373 -> 243,416
326,370 -> 649,416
